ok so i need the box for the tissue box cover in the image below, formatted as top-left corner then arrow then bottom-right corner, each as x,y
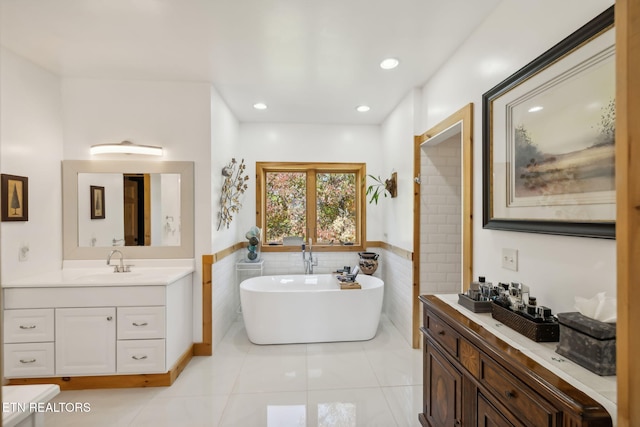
556,312 -> 616,376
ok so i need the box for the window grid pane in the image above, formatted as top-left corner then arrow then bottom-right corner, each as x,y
265,171 -> 307,244
316,172 -> 357,244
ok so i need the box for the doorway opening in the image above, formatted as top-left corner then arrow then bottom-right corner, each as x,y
412,104 -> 473,348
123,174 -> 151,246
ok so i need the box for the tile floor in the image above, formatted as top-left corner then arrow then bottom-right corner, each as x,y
44,315 -> 423,427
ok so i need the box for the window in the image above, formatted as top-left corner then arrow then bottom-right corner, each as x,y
256,162 -> 366,251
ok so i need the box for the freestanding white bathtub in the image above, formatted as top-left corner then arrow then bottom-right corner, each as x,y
240,274 -> 384,344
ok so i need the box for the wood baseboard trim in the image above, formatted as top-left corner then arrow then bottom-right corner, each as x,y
193,342 -> 211,356
7,344 -> 195,391
366,241 -> 413,261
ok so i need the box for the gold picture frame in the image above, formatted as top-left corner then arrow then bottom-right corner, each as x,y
1,174 -> 29,222
90,185 -> 105,219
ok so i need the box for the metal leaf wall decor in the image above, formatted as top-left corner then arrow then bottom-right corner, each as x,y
217,158 -> 249,230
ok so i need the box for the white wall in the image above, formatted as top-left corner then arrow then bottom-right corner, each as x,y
418,0 -> 616,313
77,173 -> 123,247
160,173 -> 181,246
380,248 -> 413,345
0,48 -> 64,283
379,89 -> 420,341
380,89 -> 420,252
209,86 -> 242,348
211,86 -> 241,252
237,123 -> 383,241
61,78 -> 213,341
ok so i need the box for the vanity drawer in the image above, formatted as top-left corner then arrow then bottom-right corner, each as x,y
117,339 -> 166,373
425,312 -> 460,358
117,306 -> 165,339
480,355 -> 560,427
4,342 -> 55,378
4,309 -> 54,343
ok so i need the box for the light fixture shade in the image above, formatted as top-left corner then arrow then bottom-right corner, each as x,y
90,141 -> 163,156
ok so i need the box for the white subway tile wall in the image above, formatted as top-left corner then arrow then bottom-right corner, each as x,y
420,136 -> 462,295
220,247 -> 414,347
212,255 -> 238,349
380,248 -> 413,346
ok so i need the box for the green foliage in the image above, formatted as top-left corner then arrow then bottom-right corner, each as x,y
264,171 -> 357,244
265,172 -> 306,242
316,173 -> 356,242
365,174 -> 389,204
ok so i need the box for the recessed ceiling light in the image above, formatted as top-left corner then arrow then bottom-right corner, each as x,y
356,105 -> 371,112
380,58 -> 399,70
253,102 -> 267,110
528,106 -> 544,112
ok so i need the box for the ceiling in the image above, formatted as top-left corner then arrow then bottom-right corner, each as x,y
0,0 -> 500,125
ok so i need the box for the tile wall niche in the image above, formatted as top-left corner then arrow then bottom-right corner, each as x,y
420,135 -> 462,295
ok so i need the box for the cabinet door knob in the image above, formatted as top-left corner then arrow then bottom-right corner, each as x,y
132,355 -> 148,361
454,420 -> 461,426
107,316 -> 113,321
20,358 -> 36,364
19,324 -> 37,329
132,322 -> 148,327
504,390 -> 515,399
438,330 -> 446,336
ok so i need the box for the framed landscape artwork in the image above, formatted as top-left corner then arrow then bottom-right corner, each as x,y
1,174 -> 29,222
482,6 -> 615,239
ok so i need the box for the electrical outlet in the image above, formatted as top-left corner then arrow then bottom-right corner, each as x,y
19,244 -> 29,262
501,248 -> 518,271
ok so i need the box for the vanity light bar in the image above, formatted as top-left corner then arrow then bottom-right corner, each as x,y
90,141 -> 163,156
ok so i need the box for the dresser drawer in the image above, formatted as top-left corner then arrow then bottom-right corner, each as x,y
4,342 -> 55,378
4,308 -> 54,343
117,339 -> 165,373
480,355 -> 560,427
117,306 -> 165,340
425,312 -> 460,358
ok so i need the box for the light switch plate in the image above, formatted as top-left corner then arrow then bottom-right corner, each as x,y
501,248 -> 518,271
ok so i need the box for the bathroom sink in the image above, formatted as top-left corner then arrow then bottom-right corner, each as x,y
73,272 -> 144,284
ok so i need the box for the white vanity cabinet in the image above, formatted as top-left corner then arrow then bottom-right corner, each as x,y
2,268 -> 193,381
55,307 -> 116,375
116,306 -> 166,373
3,309 -> 55,378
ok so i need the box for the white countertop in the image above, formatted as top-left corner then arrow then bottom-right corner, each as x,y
2,384 -> 60,427
2,266 -> 194,288
436,293 -> 617,426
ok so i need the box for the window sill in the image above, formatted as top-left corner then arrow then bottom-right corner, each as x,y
261,244 -> 365,253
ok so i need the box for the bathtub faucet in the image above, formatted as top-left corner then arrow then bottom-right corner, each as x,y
302,240 -> 318,274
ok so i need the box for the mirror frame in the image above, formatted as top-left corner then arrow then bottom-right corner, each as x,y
63,160 -> 194,259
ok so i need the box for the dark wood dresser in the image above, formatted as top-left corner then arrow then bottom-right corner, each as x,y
419,294 -> 614,427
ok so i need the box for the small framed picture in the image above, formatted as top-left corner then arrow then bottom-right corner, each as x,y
90,185 -> 105,219
1,174 -> 29,222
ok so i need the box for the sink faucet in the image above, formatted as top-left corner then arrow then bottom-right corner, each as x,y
302,239 -> 318,274
107,249 -> 129,273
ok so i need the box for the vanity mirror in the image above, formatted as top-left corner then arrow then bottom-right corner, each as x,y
63,160 -> 194,259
